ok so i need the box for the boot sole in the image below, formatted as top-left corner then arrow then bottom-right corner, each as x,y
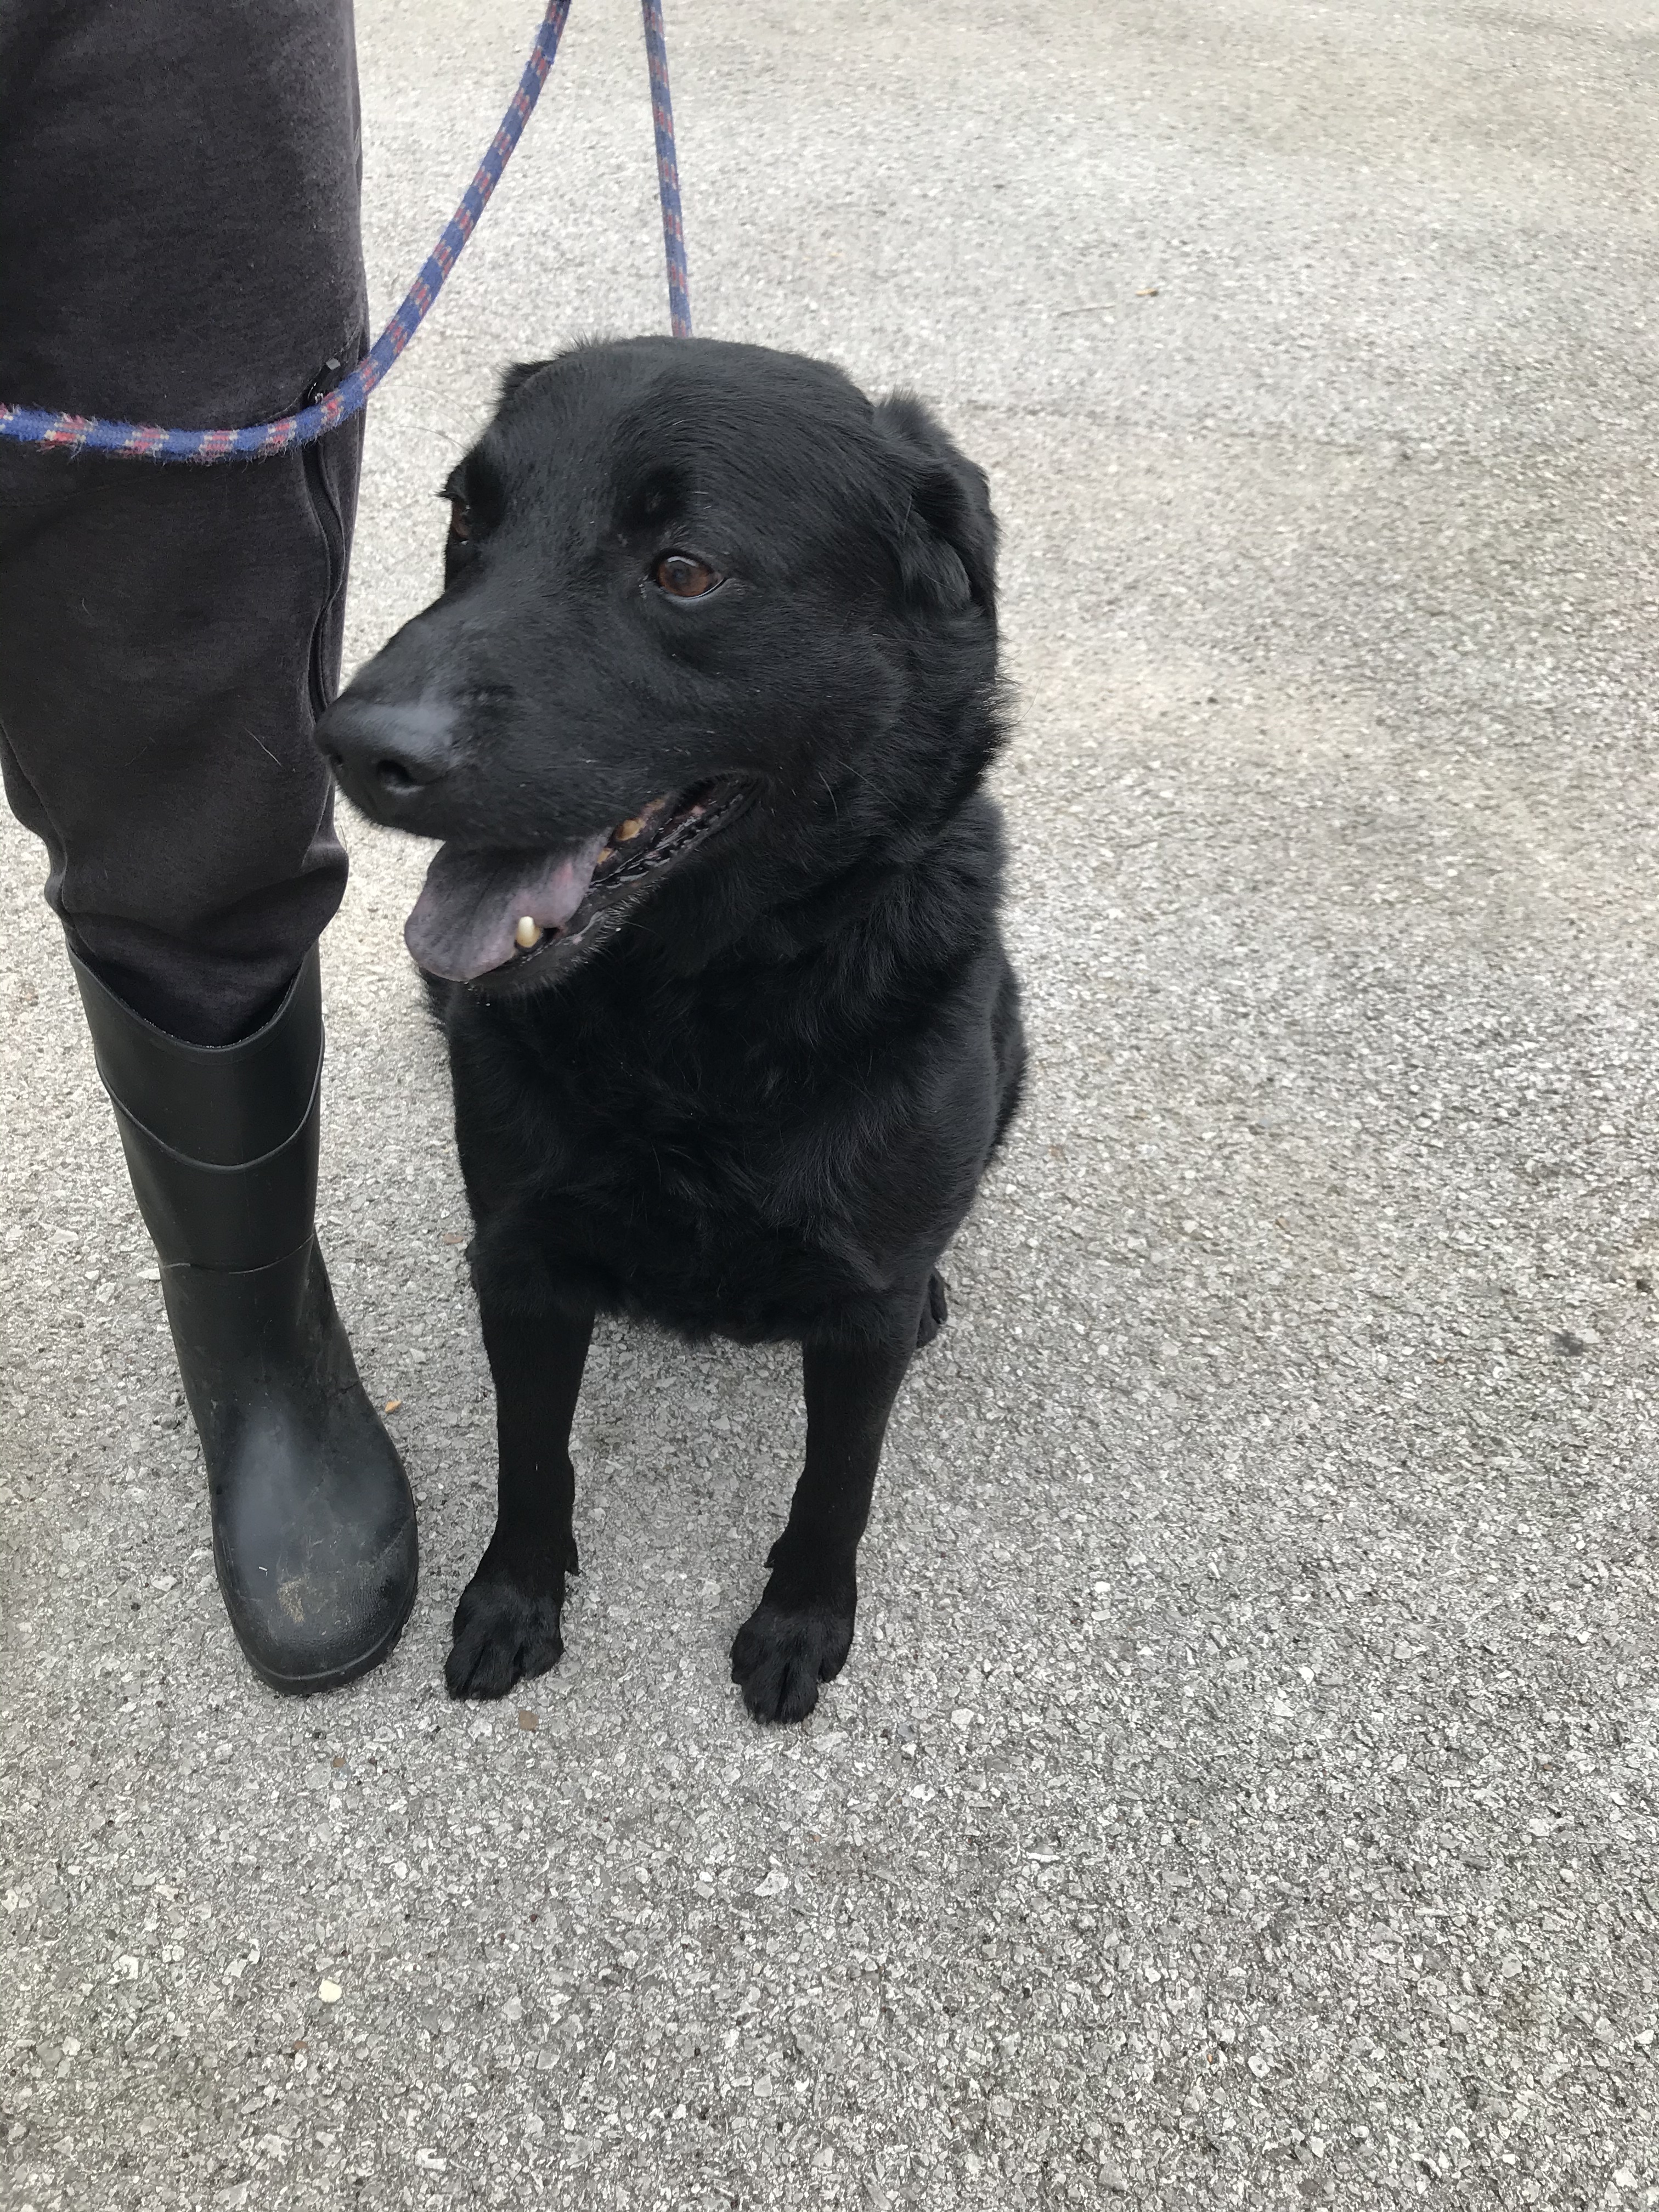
235,1567 -> 420,1697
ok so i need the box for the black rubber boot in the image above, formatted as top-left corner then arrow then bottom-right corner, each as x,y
71,945 -> 417,1692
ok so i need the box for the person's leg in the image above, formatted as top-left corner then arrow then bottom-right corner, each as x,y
0,0 -> 418,1688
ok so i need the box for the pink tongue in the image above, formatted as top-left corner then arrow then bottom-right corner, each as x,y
404,835 -> 608,981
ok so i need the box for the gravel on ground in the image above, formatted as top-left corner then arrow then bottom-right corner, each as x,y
3,3 -> 1657,2207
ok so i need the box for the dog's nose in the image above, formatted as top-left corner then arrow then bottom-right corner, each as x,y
317,697 -> 457,803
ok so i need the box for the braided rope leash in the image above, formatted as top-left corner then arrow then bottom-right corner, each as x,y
0,0 -> 689,462
642,0 -> 691,338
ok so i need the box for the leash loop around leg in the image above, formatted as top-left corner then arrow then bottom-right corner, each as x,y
0,0 -> 691,462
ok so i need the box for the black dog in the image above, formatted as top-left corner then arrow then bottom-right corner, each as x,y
318,337 -> 1024,1722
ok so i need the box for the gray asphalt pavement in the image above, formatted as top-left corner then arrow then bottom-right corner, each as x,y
4,2 -> 1659,2207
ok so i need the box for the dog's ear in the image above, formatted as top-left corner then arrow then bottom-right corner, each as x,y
875,392 -> 997,618
499,360 -> 554,406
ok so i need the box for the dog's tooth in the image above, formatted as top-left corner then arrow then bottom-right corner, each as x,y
514,916 -> 543,949
616,817 -> 644,842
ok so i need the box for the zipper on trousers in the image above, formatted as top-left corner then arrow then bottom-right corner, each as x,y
300,356 -> 351,721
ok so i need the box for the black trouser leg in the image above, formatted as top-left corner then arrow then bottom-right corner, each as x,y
446,1300 -> 595,1699
731,1307 -> 922,1724
0,0 -> 368,1043
0,439 -> 361,1042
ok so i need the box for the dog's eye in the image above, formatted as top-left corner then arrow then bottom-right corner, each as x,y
448,498 -> 472,542
654,554 -> 721,599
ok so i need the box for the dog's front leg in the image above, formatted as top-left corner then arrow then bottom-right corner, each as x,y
445,1297 -> 594,1699
731,1302 -> 921,1723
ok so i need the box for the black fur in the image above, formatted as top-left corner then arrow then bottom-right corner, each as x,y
319,337 -> 1024,1722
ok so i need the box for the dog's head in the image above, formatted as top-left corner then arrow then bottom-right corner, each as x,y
318,337 -> 999,996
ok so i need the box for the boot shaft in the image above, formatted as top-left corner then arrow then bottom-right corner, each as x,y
65,940 -> 419,1691
71,945 -> 323,1269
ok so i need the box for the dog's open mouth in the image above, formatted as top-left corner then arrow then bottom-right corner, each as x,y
404,778 -> 754,986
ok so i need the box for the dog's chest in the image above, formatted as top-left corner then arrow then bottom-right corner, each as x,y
522,1149 -> 878,1341
469,995 -> 907,1335
549,1082 -> 884,1325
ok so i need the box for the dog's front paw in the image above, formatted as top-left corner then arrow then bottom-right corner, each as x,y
445,1570 -> 566,1700
731,1598 -> 854,1724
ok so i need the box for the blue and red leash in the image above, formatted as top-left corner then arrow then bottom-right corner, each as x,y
0,0 -> 690,464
